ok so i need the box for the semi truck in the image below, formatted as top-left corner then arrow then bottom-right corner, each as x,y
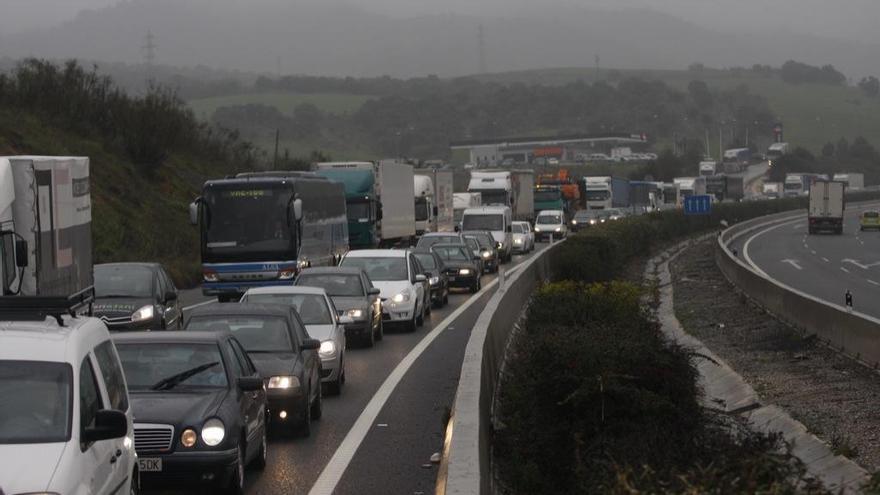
673,177 -> 707,203
583,176 -> 629,210
722,148 -> 751,173
808,180 -> 845,235
767,142 -> 789,166
413,169 -> 454,235
467,170 -> 534,222
533,185 -> 565,215
783,173 -> 822,198
0,156 -> 93,297
315,161 -> 415,248
453,192 -> 481,225
832,173 -> 864,190
190,171 -> 349,301
762,182 -> 782,199
699,160 -> 718,177
629,181 -> 663,212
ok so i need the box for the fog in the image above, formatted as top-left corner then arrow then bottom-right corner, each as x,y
1,0 -> 878,76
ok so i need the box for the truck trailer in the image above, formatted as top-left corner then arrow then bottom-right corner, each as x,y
583,176 -> 629,210
413,169 -> 454,235
0,156 -> 93,297
453,192 -> 481,225
808,180 -> 845,235
467,170 -> 534,222
832,173 -> 864,191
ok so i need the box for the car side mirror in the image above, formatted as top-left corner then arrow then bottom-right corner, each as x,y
506,225 -> 513,233
367,287 -> 381,296
164,291 -> 178,302
302,338 -> 321,351
14,239 -> 28,268
293,198 -> 303,222
339,315 -> 354,325
237,376 -> 264,392
83,410 -> 128,443
454,225 -> 460,232
189,199 -> 199,226
415,274 -> 427,283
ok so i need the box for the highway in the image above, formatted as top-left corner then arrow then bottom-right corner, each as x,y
733,203 -> 880,319
168,244 -> 548,495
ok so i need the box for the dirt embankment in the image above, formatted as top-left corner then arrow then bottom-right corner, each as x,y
671,239 -> 880,472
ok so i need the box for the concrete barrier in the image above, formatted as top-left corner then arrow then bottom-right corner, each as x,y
716,209 -> 880,368
438,243 -> 561,495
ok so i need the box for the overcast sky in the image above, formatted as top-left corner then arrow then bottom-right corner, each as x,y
2,0 -> 879,44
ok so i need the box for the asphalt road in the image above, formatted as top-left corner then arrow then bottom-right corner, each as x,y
154,243 -> 548,495
734,203 -> 880,319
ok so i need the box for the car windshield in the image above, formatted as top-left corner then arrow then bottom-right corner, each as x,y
434,246 -> 471,261
416,235 -> 461,248
186,316 -> 293,352
116,343 -> 228,391
296,274 -> 364,297
512,224 -> 525,234
341,256 -> 408,281
414,253 -> 438,270
466,234 -> 493,249
242,293 -> 333,325
537,215 -> 562,224
0,361 -> 71,444
462,214 -> 503,231
94,265 -> 153,298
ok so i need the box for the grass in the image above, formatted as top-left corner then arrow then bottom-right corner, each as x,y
188,91 -> 375,119
479,67 -> 880,153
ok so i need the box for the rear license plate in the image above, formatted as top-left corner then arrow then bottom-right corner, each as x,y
139,457 -> 162,472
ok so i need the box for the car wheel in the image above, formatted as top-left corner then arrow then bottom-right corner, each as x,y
310,379 -> 323,420
226,444 -> 245,494
443,290 -> 449,306
364,320 -> 375,348
250,425 -> 267,470
416,300 -> 425,327
130,469 -> 140,495
407,311 -> 418,332
470,279 -> 479,293
376,317 -> 384,341
425,295 -> 432,315
298,387 -> 312,438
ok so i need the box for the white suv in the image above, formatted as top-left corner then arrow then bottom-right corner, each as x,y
339,250 -> 428,332
0,296 -> 138,495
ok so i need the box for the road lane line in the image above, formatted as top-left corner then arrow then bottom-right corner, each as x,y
308,261 -> 527,495
183,299 -> 216,311
869,280 -> 880,286
822,257 -> 830,263
841,267 -> 851,273
811,250 -> 817,255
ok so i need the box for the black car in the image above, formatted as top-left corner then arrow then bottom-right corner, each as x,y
185,304 -> 323,436
415,232 -> 467,250
295,267 -> 384,347
431,243 -> 482,293
462,230 -> 499,273
113,331 -> 267,493
93,262 -> 182,330
412,248 -> 449,308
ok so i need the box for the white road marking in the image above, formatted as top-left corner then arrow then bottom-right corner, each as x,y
183,299 -> 216,311
811,250 -> 817,255
742,217 -> 803,278
869,280 -> 880,286
841,267 -> 851,273
308,261 -> 527,495
781,259 -> 803,270
822,257 -> 830,263
793,224 -> 803,230
841,259 -> 880,270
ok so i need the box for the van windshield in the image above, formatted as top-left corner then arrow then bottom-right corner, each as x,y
462,214 -> 503,231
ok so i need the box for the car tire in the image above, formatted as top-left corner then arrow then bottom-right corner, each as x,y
416,300 -> 425,327
406,312 -> 418,332
326,358 -> 344,395
443,290 -> 449,306
310,379 -> 323,420
376,317 -> 384,341
298,387 -> 312,438
130,469 -> 140,495
470,279 -> 479,294
250,423 -> 268,470
363,321 -> 375,348
226,444 -> 246,495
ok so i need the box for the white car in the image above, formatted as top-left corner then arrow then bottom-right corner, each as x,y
0,296 -> 138,495
240,286 -> 349,394
340,250 -> 429,332
534,209 -> 568,241
511,221 -> 534,253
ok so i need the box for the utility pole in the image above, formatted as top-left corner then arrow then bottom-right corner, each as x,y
273,129 -> 280,170
595,54 -> 600,82
478,24 -> 487,74
718,127 -> 723,161
705,129 -> 710,158
142,29 -> 157,84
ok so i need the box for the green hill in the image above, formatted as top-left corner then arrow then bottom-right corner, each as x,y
188,92 -> 374,120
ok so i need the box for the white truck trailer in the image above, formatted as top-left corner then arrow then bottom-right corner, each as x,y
453,192 -> 481,225
0,156 -> 93,296
414,169 -> 454,235
808,180 -> 845,235
467,170 -> 534,222
832,173 -> 864,191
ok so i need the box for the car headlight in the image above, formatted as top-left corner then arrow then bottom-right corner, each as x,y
203,270 -> 219,282
319,340 -> 337,358
131,305 -> 155,323
589,219 -> 597,225
514,238 -> 523,244
278,268 -> 296,280
429,276 -> 440,285
459,268 -> 472,276
571,220 -> 578,225
534,227 -> 542,232
392,290 -> 412,303
201,418 -> 225,447
345,308 -> 365,319
554,227 -> 562,232
268,375 -> 300,389
496,242 -> 503,249
482,251 -> 491,258
181,428 -> 197,448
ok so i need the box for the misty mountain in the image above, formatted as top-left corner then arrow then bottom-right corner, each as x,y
1,0 -> 878,78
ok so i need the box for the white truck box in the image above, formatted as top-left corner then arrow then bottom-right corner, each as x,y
808,180 -> 845,235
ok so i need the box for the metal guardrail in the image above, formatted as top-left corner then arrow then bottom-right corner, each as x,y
716,208 -> 880,368
437,242 -> 561,495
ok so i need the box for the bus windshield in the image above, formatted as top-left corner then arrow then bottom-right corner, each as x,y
203,185 -> 295,262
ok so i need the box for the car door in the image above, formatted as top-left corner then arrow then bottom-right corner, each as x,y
362,272 -> 381,329
78,354 -> 119,495
408,254 -> 426,311
92,341 -> 134,492
158,268 -> 182,328
228,339 -> 265,457
288,310 -> 318,400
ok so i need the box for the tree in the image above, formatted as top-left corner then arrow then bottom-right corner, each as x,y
858,76 -> 880,97
821,142 -> 836,157
687,80 -> 712,108
836,137 -> 850,158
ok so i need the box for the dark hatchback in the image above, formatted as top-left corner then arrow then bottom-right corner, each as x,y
93,262 -> 182,330
185,304 -> 324,436
462,230 -> 499,273
412,248 -> 449,308
295,267 -> 383,347
431,243 -> 482,293
113,331 -> 267,494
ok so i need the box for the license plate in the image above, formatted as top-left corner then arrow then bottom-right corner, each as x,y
139,457 -> 162,472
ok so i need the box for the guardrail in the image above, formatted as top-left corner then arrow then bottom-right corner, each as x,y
437,242 -> 561,495
716,206 -> 880,368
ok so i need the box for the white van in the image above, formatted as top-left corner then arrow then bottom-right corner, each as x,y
534,209 -> 568,241
460,206 -> 513,263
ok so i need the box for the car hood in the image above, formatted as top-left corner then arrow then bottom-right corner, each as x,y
512,233 -> 527,241
0,443 -> 65,493
130,390 -> 227,425
330,296 -> 368,312
373,280 -> 412,299
93,297 -> 153,316
248,352 -> 298,378
305,324 -> 336,342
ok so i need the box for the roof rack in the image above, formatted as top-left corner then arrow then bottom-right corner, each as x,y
0,286 -> 95,326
